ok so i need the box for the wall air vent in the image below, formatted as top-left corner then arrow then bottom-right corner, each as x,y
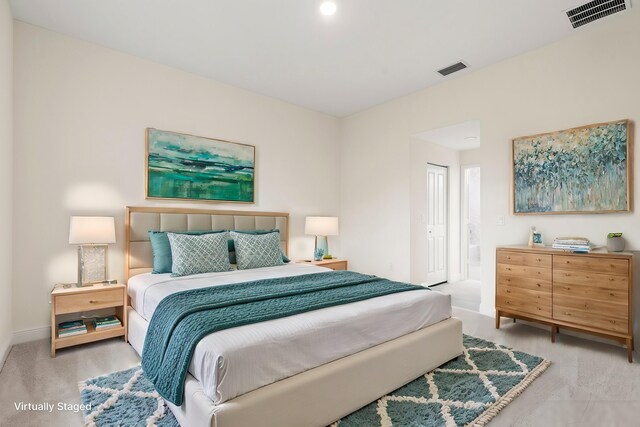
566,0 -> 629,29
437,62 -> 468,77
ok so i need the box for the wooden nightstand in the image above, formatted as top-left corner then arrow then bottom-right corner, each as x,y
298,259 -> 348,270
50,282 -> 128,357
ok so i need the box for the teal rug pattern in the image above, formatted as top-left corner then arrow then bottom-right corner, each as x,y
79,366 -> 177,427
333,335 -> 550,427
79,335 -> 549,427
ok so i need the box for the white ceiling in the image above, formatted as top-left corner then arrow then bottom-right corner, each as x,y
414,120 -> 481,151
9,0 -> 631,117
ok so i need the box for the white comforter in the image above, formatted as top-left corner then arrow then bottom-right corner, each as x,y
128,263 -> 451,404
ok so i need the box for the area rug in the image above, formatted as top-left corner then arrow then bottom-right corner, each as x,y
79,335 -> 550,427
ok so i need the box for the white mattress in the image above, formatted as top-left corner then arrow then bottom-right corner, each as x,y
128,263 -> 452,404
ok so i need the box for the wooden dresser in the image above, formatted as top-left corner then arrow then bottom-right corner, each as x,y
495,246 -> 638,362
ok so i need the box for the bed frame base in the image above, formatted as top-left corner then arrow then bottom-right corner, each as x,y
128,308 -> 463,427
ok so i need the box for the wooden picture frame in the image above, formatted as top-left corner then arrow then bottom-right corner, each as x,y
145,128 -> 256,204
512,119 -> 633,215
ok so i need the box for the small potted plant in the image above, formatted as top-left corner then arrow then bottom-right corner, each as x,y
607,233 -> 625,252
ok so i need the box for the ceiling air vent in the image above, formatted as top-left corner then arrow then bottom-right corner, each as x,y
437,62 -> 468,77
566,0 -> 629,29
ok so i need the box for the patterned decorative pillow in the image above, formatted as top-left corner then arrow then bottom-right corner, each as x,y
230,231 -> 285,270
227,229 -> 290,264
149,230 -> 225,274
167,232 -> 231,277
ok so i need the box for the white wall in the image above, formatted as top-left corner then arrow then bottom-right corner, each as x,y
340,9 -> 640,315
0,0 -> 13,366
409,139 -> 461,284
12,22 -> 341,334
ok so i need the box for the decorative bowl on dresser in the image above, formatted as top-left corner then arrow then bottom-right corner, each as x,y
495,246 -> 638,362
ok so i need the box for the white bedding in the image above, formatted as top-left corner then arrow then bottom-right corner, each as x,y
128,263 -> 452,404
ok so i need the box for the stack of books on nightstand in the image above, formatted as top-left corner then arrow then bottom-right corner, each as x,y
92,315 -> 122,330
58,320 -> 88,337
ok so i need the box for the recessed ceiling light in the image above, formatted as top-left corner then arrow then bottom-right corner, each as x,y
464,136 -> 478,141
319,1 -> 337,16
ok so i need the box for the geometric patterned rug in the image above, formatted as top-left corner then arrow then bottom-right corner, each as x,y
333,335 -> 551,427
79,335 -> 550,427
79,367 -> 178,427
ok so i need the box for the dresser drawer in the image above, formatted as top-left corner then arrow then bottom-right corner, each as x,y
55,288 -> 124,314
553,255 -> 628,276
553,295 -> 628,334
553,281 -> 627,304
497,251 -> 551,268
554,269 -> 628,292
497,276 -> 552,293
497,264 -> 552,281
497,293 -> 552,318
497,284 -> 551,305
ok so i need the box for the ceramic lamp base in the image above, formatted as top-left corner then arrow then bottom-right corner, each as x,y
314,235 -> 329,260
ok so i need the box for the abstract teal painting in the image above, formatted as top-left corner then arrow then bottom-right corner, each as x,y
513,120 -> 631,214
146,129 -> 255,203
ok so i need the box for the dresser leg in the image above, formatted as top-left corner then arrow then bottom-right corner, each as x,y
627,338 -> 633,363
495,311 -> 500,329
551,325 -> 556,343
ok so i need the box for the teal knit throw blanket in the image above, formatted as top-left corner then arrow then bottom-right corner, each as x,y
141,271 -> 428,405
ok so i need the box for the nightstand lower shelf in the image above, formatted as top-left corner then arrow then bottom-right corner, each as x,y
55,320 -> 125,351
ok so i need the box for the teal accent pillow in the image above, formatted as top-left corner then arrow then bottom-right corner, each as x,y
148,230 -> 224,274
231,231 -> 285,270
167,232 -> 231,277
228,229 -> 289,264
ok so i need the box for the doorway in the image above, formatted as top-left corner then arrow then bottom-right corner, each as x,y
462,165 -> 481,281
425,163 -> 448,286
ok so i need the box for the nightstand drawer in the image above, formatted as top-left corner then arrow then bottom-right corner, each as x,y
55,288 -> 124,314
297,259 -> 348,270
323,260 -> 347,270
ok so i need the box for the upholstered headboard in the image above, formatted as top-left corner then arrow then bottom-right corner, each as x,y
124,206 -> 289,280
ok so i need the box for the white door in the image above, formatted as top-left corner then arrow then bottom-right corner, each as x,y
426,164 -> 448,286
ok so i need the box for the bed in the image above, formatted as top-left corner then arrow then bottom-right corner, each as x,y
124,206 -> 463,427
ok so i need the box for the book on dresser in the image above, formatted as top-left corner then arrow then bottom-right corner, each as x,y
495,246 -> 639,363
552,237 -> 593,252
58,319 -> 88,337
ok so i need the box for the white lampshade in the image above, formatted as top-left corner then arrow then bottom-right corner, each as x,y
305,216 -> 339,236
69,216 -> 116,244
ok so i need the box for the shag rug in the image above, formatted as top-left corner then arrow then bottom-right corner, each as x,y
79,335 -> 549,427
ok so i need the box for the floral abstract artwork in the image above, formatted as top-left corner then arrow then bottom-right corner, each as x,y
146,129 -> 255,203
512,120 -> 631,214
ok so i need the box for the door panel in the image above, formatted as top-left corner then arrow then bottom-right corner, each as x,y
426,165 -> 448,285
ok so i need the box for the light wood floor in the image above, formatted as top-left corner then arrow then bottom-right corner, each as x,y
0,307 -> 638,426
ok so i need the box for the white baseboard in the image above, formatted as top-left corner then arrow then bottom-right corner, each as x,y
12,326 -> 50,345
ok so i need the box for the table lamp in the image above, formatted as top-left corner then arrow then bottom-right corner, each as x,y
305,216 -> 339,259
69,216 -> 116,286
